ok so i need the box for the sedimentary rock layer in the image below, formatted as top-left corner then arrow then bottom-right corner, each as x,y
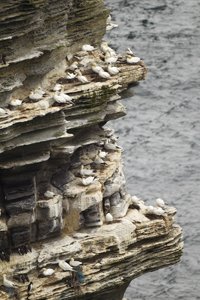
0,0 -> 182,299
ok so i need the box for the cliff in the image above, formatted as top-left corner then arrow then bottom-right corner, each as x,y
0,1 -> 183,299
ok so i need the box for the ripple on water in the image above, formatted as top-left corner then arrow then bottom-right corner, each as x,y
106,0 -> 200,299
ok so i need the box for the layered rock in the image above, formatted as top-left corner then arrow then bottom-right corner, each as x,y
0,1 -> 182,300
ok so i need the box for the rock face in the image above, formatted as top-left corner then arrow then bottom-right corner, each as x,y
0,1 -> 183,300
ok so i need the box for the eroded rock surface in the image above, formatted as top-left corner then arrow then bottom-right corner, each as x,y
0,1 -> 182,299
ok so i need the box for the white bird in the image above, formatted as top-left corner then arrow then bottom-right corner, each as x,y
82,44 -> 95,52
0,108 -> 8,117
145,205 -> 155,214
44,190 -> 55,199
3,274 -> 16,288
80,165 -> 95,176
75,70 -> 89,84
153,207 -> 165,216
53,91 -> 73,104
106,14 -> 118,31
58,259 -> 74,272
105,51 -> 118,64
69,61 -> 79,71
66,72 -> 76,80
98,69 -> 111,80
104,139 -> 122,151
42,268 -> 55,276
91,62 -> 104,74
10,99 -> 22,107
53,83 -> 62,92
98,150 -> 107,159
106,23 -> 118,31
80,176 -> 95,186
126,48 -> 135,56
126,55 -> 140,64
107,64 -> 120,75
156,198 -> 165,208
29,88 -> 45,101
101,42 -> 116,56
69,258 -> 82,267
105,213 -> 113,223
37,99 -> 50,110
94,155 -> 105,165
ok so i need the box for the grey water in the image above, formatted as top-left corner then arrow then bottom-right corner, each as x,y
106,0 -> 200,299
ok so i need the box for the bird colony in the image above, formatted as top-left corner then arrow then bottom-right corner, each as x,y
0,1 -> 182,300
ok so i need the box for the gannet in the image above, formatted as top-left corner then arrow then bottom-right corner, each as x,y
107,64 -> 120,75
58,259 -> 74,272
126,48 -> 135,56
153,207 -> 165,216
98,69 -> 111,80
82,44 -> 95,52
69,61 -> 79,71
104,139 -> 122,151
98,150 -> 107,159
80,165 -> 95,176
0,108 -> 8,117
29,88 -> 44,101
91,62 -> 104,74
53,91 -> 73,104
75,70 -> 89,84
101,41 -> 116,56
53,83 -> 62,92
80,176 -> 95,186
66,72 -> 76,80
69,258 -> 82,267
37,99 -> 51,110
44,190 -> 55,199
105,51 -> 118,64
106,14 -> 118,31
10,99 -> 22,107
42,268 -> 55,276
156,198 -> 165,208
94,155 -> 105,165
3,274 -> 16,288
126,54 -> 140,64
105,213 -> 113,223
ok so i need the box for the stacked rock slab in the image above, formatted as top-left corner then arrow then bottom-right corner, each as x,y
0,1 -> 183,300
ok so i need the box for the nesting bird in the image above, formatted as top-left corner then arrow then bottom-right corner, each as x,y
10,99 -> 22,108
53,91 -> 73,104
3,274 -> 16,288
53,83 -> 62,92
105,213 -> 113,223
29,87 -> 45,101
107,64 -> 120,75
42,268 -> 55,276
82,44 -> 95,52
106,14 -> 118,31
44,190 -> 55,199
79,165 -> 95,177
0,108 -> 8,117
156,198 -> 165,208
69,258 -> 82,268
91,62 -> 104,74
80,176 -> 95,186
69,61 -> 79,71
104,51 -> 118,64
126,54 -> 140,64
58,259 -> 74,272
104,139 -> 122,151
66,72 -> 76,80
75,70 -> 89,84
98,69 -> 111,80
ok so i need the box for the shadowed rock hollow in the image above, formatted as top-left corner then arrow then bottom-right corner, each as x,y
0,1 -> 183,299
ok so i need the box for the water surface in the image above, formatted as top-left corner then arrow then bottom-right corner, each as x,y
106,0 -> 200,299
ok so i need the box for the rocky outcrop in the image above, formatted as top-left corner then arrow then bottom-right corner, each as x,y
0,1 -> 183,299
